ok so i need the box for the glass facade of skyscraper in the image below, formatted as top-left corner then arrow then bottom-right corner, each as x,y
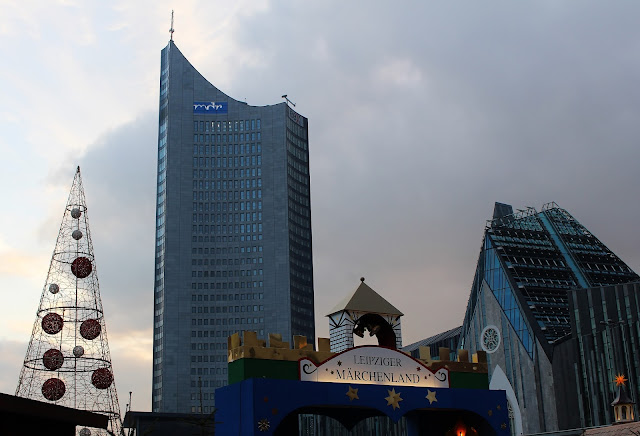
152,41 -> 314,413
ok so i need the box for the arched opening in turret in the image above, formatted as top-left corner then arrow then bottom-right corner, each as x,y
352,313 -> 397,349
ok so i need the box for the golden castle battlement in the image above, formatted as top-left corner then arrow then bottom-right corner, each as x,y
227,331 -> 334,364
227,331 -> 489,388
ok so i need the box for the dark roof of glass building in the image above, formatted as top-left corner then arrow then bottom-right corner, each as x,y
461,202 -> 639,357
402,326 -> 462,354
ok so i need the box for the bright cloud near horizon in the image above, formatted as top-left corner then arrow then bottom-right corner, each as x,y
2,1 -> 640,416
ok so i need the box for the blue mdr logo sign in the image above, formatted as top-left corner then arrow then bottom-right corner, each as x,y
193,101 -> 228,114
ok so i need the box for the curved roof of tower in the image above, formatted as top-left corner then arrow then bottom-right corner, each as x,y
327,279 -> 403,317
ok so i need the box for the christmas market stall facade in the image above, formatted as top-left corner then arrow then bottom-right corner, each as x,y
215,280 -> 510,435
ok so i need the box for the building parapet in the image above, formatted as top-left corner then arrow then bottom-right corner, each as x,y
227,331 -> 488,388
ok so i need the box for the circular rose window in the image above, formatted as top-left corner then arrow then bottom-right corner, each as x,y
481,325 -> 501,353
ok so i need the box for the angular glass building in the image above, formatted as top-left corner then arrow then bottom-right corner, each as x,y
152,41 -> 314,413
459,202 -> 639,435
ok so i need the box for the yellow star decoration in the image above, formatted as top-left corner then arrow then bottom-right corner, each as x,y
385,388 -> 403,410
346,386 -> 359,402
615,374 -> 628,387
426,390 -> 438,405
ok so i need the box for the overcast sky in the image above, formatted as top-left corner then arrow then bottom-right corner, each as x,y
2,0 -> 640,415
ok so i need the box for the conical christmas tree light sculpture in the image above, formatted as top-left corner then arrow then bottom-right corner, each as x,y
16,167 -> 122,436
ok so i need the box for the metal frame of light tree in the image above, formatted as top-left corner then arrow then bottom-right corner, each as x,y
16,167 -> 122,436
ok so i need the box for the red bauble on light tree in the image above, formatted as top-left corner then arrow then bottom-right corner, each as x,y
71,256 -> 92,278
91,368 -> 114,389
41,378 -> 65,401
42,349 -> 64,370
41,313 -> 63,334
80,319 -> 101,340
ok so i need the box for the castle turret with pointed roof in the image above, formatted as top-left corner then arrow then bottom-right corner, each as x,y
327,278 -> 403,352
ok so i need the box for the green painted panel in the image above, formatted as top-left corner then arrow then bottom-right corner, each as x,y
450,372 -> 488,389
228,359 -> 299,385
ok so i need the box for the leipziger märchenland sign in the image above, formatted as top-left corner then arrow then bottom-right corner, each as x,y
299,346 -> 449,388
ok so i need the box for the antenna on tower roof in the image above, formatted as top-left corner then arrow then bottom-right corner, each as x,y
169,10 -> 175,41
282,94 -> 296,108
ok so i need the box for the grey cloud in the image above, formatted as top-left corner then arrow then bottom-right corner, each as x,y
50,112 -> 158,335
220,2 -> 640,340
0,340 -> 27,395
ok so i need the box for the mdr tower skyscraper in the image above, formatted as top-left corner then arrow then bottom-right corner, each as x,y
152,40 -> 314,413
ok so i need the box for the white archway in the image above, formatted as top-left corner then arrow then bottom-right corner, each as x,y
489,365 -> 523,436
